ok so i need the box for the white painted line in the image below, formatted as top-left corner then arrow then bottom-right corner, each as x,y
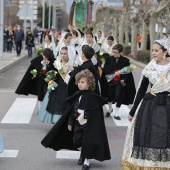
1,98 -> 37,124
0,150 -> 19,158
0,91 -> 15,93
56,150 -> 80,159
105,104 -> 130,127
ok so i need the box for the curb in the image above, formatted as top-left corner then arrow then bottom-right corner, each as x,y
0,54 -> 28,74
126,57 -> 146,69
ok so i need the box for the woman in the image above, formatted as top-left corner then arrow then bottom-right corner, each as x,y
100,35 -> 117,55
55,32 -> 74,55
38,46 -> 76,123
96,30 -> 105,46
43,35 -> 55,54
26,30 -> 35,58
75,31 -> 100,67
121,38 -> 170,169
15,48 -> 56,110
71,29 -> 83,47
6,30 -> 13,53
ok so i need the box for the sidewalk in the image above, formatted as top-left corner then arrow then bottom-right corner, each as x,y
0,49 -> 146,74
0,45 -> 42,74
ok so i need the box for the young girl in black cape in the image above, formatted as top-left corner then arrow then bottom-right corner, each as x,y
15,48 -> 56,110
41,69 -> 111,170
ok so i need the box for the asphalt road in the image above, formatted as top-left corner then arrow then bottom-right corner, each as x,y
0,58 -> 143,170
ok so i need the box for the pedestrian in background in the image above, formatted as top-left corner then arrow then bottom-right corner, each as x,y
26,30 -> 35,58
6,30 -> 13,53
14,25 -> 24,56
3,25 -> 9,52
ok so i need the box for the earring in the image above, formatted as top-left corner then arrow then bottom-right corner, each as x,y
163,55 -> 166,59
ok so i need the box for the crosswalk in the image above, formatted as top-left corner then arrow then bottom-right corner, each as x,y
0,150 -> 19,158
104,104 -> 130,126
0,97 -> 130,159
1,98 -> 37,124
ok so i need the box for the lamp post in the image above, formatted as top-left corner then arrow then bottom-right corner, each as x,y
42,0 -> 45,29
0,0 -> 4,60
48,0 -> 52,29
30,0 -> 34,32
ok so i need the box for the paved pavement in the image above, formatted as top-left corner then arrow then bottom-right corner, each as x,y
0,49 -> 147,74
0,44 -> 42,74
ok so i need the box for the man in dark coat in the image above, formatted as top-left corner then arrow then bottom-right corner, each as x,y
41,86 -> 111,170
101,44 -> 136,119
67,45 -> 100,96
14,25 -> 24,56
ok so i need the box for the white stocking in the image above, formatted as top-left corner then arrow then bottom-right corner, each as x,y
84,158 -> 90,166
38,101 -> 42,111
114,105 -> 119,117
108,102 -> 113,112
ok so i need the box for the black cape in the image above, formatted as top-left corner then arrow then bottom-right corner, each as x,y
100,55 -> 136,105
67,60 -> 100,96
41,90 -> 111,161
15,55 -> 56,101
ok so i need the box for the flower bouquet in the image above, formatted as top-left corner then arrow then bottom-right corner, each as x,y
105,65 -> 137,82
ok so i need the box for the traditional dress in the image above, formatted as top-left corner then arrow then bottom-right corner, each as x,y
37,57 -> 70,124
41,90 -> 111,162
15,55 -> 56,102
38,46 -> 76,124
121,58 -> 170,169
95,31 -> 105,46
75,37 -> 100,67
99,35 -> 118,68
0,133 -> 3,153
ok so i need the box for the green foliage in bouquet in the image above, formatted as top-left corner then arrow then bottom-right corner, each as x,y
36,47 -> 44,56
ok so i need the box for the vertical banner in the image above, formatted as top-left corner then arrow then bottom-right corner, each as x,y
75,0 -> 88,30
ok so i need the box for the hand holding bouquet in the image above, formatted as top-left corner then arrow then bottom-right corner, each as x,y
30,69 -> 37,79
105,65 -> 137,82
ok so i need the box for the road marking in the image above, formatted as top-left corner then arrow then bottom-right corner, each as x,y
1,98 -> 37,124
0,91 -> 15,93
105,104 -> 130,127
56,150 -> 80,159
0,150 -> 19,158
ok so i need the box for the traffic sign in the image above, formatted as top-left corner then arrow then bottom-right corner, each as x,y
17,1 -> 33,19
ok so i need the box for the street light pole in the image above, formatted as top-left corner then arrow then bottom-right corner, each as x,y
31,0 -> 34,32
42,0 -> 45,29
0,0 -> 4,60
48,0 -> 51,29
52,0 -> 56,29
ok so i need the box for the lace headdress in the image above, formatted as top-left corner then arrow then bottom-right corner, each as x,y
155,38 -> 170,55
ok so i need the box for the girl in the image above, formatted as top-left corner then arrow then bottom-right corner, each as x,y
43,35 -> 55,54
121,39 -> 170,169
75,31 -> 100,67
38,46 -> 75,123
15,48 -> 56,110
41,69 -> 111,170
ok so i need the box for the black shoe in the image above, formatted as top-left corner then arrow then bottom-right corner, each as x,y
114,116 -> 121,120
78,157 -> 85,165
105,109 -> 113,117
82,164 -> 90,170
